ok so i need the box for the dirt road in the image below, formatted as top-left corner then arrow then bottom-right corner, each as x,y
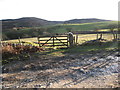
1,49 -> 119,88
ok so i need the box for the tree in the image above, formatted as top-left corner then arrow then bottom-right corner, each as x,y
107,24 -> 118,40
2,34 -> 9,40
94,26 -> 102,40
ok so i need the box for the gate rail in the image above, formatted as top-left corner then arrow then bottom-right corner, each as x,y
37,35 -> 69,47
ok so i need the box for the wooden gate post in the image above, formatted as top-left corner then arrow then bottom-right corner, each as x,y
53,36 -> 55,47
68,32 -> 74,47
76,34 -> 78,45
74,36 -> 75,45
67,35 -> 69,48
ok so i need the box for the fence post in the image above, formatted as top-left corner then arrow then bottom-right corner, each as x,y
100,34 -> 103,40
37,37 -> 40,47
76,34 -> 78,45
74,36 -> 75,45
18,37 -> 21,43
97,33 -> 99,39
53,36 -> 55,47
67,35 -> 69,48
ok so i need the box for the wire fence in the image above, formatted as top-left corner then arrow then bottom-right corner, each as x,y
1,33 -> 116,48
74,34 -> 114,44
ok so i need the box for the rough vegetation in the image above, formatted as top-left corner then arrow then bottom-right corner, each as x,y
2,43 -> 44,64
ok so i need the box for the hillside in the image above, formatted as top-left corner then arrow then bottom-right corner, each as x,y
64,18 -> 110,24
1,17 -> 118,40
43,21 -> 118,34
2,17 -> 111,32
2,17 -> 63,32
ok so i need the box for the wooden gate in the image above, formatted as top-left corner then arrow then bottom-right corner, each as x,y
37,35 -> 69,48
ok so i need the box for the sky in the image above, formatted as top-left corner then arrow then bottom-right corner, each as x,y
0,0 -> 119,21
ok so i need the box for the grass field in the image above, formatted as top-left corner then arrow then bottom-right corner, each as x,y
76,34 -> 114,44
42,21 -> 118,34
3,34 -> 115,46
3,21 -> 118,41
19,21 -> 117,33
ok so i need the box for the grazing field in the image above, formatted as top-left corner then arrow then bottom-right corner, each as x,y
3,34 -> 114,45
3,34 -> 114,42
76,34 -> 114,44
2,21 -> 118,41
42,21 -> 117,34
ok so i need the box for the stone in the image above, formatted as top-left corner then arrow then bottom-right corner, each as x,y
2,68 -> 9,73
34,84 -> 41,88
115,52 -> 120,57
76,68 -> 86,74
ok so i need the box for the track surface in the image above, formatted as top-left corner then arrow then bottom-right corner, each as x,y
1,50 -> 119,88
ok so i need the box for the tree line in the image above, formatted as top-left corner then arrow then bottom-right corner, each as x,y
2,23 -> 119,40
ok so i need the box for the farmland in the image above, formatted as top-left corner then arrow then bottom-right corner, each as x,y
32,21 -> 118,34
49,21 -> 117,33
2,21 -> 118,40
2,33 -> 115,45
1,19 -> 119,88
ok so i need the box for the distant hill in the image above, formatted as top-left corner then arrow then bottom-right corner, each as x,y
2,17 -> 63,32
1,17 -> 117,40
64,18 -> 110,24
2,17 -> 111,32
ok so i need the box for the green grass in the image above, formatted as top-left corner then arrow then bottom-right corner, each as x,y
3,34 -> 115,48
15,21 -> 117,34
44,21 -> 118,34
43,41 -> 119,56
3,21 -> 118,41
65,41 -> 118,53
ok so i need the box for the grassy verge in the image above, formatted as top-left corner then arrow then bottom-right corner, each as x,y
2,41 -> 119,65
66,42 -> 118,53
44,41 -> 119,55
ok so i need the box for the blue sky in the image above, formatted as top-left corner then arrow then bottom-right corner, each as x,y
0,0 -> 119,21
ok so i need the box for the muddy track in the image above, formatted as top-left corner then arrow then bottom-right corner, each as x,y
1,50 -> 119,88
44,52 -> 117,88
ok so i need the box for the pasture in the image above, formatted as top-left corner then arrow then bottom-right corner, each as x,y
2,21 -> 118,41
3,33 -> 114,45
43,21 -> 118,34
